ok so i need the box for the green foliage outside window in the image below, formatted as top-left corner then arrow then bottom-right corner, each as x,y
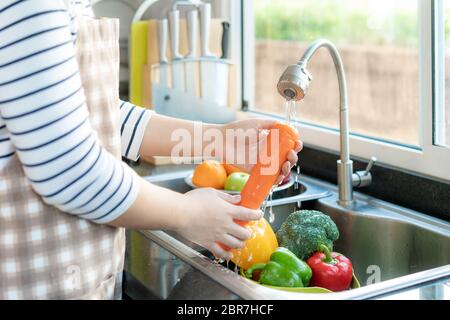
255,0 -> 450,47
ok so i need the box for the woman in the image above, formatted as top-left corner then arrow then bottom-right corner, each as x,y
0,0 -> 301,299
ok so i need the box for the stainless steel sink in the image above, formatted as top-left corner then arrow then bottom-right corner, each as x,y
305,193 -> 450,287
125,168 -> 450,300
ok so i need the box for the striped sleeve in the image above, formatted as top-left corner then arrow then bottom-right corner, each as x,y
0,0 -> 138,224
119,100 -> 153,162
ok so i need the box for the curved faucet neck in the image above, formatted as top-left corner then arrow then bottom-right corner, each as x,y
298,39 -> 349,129
298,39 -> 353,205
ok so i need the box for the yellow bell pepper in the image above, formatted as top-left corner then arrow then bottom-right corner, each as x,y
231,217 -> 278,270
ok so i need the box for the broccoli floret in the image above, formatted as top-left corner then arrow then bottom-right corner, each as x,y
276,210 -> 339,260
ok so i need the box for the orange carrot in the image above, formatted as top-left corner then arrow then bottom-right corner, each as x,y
239,123 -> 299,211
219,123 -> 299,255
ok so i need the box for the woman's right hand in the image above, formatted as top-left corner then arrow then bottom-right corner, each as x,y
175,188 -> 263,260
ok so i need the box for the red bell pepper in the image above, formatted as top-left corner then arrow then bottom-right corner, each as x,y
306,244 -> 353,291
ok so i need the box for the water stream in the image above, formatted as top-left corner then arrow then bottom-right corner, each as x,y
268,187 -> 275,223
230,100 -> 299,273
285,99 -> 297,125
262,100 -> 299,225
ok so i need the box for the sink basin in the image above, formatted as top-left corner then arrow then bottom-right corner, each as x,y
273,185 -> 450,287
126,169 -> 450,300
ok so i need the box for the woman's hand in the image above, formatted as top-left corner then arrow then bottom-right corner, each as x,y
175,188 -> 262,260
220,119 -> 302,184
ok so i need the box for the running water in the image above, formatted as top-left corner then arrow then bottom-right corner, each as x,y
295,164 -> 300,191
256,100 -> 298,225
268,187 -> 275,223
259,186 -> 276,223
230,100 -> 298,273
260,195 -> 269,215
285,99 -> 297,125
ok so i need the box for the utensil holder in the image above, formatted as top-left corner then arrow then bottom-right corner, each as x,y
152,82 -> 236,124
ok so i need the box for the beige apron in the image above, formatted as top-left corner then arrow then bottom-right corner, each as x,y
0,16 -> 125,299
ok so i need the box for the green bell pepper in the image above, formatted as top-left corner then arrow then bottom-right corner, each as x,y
245,247 -> 312,288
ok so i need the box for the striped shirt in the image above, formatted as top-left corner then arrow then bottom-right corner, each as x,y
0,0 -> 153,223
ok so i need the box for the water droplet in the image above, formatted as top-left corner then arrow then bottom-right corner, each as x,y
268,187 -> 275,223
261,198 -> 268,216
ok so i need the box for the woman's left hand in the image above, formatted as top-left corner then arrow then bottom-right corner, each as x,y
220,119 -> 302,184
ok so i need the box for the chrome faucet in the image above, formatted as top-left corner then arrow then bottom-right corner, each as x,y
277,39 -> 376,206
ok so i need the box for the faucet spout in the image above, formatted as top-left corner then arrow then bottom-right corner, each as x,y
277,39 -> 357,206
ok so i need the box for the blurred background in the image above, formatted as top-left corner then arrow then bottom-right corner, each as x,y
92,0 -> 450,147
251,0 -> 450,147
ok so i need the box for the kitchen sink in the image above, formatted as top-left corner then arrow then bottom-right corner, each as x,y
125,168 -> 450,300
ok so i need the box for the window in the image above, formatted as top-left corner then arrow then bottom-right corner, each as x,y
251,0 -> 420,146
241,0 -> 450,181
435,0 -> 450,147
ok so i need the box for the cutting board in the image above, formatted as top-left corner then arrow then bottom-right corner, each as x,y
129,21 -> 149,107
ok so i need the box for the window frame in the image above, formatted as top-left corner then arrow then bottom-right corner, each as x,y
240,0 -> 450,181
434,0 -> 446,146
